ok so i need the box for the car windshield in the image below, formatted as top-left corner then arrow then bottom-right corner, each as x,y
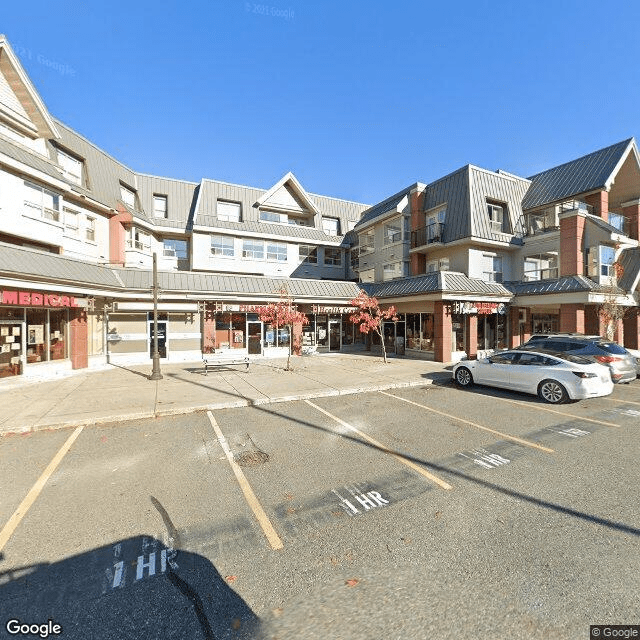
597,342 -> 628,355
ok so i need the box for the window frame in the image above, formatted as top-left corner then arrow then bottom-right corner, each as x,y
23,180 -> 61,223
217,200 -> 242,222
85,216 -> 96,243
211,235 -> 235,257
153,194 -> 168,219
383,218 -> 402,245
322,217 -> 341,236
323,247 -> 342,266
120,184 -> 136,209
299,244 -> 318,264
63,206 -> 80,238
266,241 -> 288,262
57,148 -> 83,186
242,239 -> 264,260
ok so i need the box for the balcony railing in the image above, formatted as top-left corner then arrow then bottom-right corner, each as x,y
483,271 -> 503,283
411,222 -> 445,248
523,267 -> 559,281
523,199 -> 594,237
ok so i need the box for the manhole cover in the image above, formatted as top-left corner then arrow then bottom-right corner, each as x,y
235,451 -> 269,467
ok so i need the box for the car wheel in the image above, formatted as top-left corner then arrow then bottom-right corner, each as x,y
538,379 -> 568,404
455,367 -> 473,387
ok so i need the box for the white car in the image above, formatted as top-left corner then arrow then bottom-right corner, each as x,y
625,348 -> 640,377
452,350 -> 614,404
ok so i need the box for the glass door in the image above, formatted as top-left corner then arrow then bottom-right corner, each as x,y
329,320 -> 341,351
247,321 -> 263,355
0,322 -> 23,377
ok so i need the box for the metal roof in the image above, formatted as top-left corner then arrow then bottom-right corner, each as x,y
354,186 -> 413,229
617,247 -> 640,292
0,135 -> 66,183
523,139 -> 634,210
362,272 -> 512,298
0,242 -> 123,288
505,275 -> 626,296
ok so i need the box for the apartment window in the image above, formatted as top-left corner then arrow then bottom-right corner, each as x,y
524,259 -> 540,281
260,210 -> 286,223
267,242 -> 287,262
217,201 -> 241,222
299,245 -> 318,264
24,181 -> 61,222
322,217 -> 341,236
120,184 -> 136,208
324,247 -> 342,266
242,239 -> 264,260
484,256 -> 503,283
163,238 -> 187,259
600,245 -> 616,277
153,195 -> 168,218
63,207 -> 79,237
383,262 -> 403,281
130,228 -> 150,251
85,216 -> 96,242
57,148 -> 83,186
384,218 -> 402,244
487,201 -> 506,233
427,258 -> 449,273
359,229 -> 375,254
211,235 -> 234,257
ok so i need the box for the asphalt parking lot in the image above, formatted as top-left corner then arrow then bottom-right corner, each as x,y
1,378 -> 640,639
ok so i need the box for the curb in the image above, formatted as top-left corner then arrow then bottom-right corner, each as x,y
0,378 -> 443,437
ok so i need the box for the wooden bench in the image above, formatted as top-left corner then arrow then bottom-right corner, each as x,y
202,355 -> 250,375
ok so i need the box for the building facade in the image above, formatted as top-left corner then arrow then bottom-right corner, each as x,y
0,34 -> 638,380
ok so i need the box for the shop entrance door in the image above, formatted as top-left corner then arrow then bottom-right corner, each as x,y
149,321 -> 167,358
247,321 -> 263,355
0,322 -> 23,377
329,320 -> 341,351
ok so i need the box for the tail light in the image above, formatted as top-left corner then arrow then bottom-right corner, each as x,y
593,355 -> 622,364
573,371 -> 596,378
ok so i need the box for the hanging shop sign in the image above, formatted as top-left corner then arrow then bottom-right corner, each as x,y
1,290 -> 87,308
450,301 -> 507,315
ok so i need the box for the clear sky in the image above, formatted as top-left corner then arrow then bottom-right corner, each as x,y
3,1 -> 639,206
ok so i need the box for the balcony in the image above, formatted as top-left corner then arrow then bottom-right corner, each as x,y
411,222 -> 445,249
523,266 -> 559,281
607,211 -> 629,235
483,271 -> 503,283
523,199 -> 593,237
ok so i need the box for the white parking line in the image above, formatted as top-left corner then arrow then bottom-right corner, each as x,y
380,392 -> 554,453
602,397 -> 640,407
0,425 -> 84,553
304,400 -> 453,491
206,411 -> 284,551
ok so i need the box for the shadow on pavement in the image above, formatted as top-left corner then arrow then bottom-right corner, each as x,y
0,533 -> 260,639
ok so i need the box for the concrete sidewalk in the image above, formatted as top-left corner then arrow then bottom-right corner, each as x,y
0,353 -> 453,435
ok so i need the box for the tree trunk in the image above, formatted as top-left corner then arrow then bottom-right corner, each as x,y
379,328 -> 388,363
287,323 -> 292,370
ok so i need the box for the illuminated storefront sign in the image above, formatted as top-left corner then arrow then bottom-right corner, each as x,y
1,290 -> 86,308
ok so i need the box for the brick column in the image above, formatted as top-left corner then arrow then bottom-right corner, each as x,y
465,314 -> 477,359
109,206 -> 133,266
434,301 -> 452,362
559,304 -> 585,333
509,307 -> 520,348
202,309 -> 216,353
409,185 -> 426,276
560,214 -> 586,276
584,190 -> 609,220
70,308 -> 88,370
613,318 -> 624,344
621,199 -> 640,241
623,309 -> 640,349
410,253 -> 425,276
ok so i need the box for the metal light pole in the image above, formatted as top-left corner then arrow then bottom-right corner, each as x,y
149,252 -> 163,380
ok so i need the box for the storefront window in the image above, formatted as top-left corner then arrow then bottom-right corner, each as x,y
27,309 -> 48,363
231,314 -> 245,349
405,313 -> 434,351
316,315 -> 328,347
531,314 -> 558,334
451,314 -> 465,352
302,317 -> 316,348
49,310 -> 67,360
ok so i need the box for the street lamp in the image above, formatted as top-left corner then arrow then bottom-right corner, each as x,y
149,252 -> 163,380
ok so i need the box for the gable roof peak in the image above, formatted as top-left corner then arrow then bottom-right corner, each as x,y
255,171 -> 321,215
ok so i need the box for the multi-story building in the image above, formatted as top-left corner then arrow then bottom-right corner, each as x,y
0,33 -> 638,381
354,141 -> 640,362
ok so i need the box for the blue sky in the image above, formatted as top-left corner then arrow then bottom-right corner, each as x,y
3,1 -> 639,206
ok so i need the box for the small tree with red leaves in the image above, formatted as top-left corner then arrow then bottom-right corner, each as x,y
255,288 -> 308,370
349,290 -> 398,363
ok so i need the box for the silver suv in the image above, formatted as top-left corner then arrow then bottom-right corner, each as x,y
518,335 -> 637,384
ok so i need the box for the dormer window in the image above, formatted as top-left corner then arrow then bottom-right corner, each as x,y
322,217 -> 340,236
218,200 -> 242,222
120,183 -> 136,209
57,148 -> 83,186
487,201 -> 506,233
153,195 -> 168,218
